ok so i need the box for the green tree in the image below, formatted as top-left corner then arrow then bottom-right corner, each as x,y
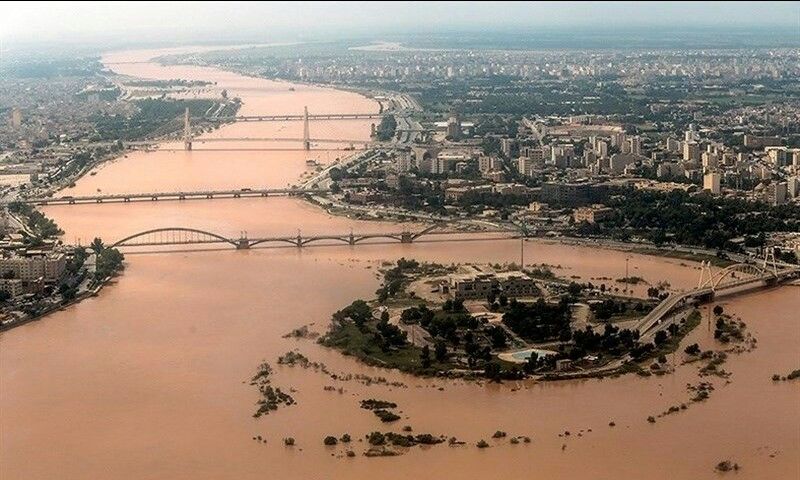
434,340 -> 447,362
420,344 -> 431,368
90,237 -> 105,254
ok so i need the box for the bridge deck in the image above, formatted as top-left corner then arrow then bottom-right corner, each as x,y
110,227 -> 520,249
204,113 -> 386,122
635,268 -> 798,334
13,189 -> 328,205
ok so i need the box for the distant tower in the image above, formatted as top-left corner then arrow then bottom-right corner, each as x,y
446,112 -> 461,140
183,108 -> 192,151
302,106 -> 310,151
10,108 -> 22,129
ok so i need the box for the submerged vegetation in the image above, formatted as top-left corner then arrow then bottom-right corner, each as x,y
318,257 -> 709,382
250,361 -> 295,418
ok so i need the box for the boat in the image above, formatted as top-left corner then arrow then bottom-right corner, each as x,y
305,159 -> 318,167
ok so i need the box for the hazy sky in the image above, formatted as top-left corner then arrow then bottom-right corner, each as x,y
2,1 -> 799,45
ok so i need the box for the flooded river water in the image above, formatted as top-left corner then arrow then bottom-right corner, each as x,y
1,47 -> 798,480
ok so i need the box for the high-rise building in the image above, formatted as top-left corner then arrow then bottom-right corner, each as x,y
611,132 -> 626,149
446,114 -> 461,140
628,136 -> 642,156
703,172 -> 721,195
787,176 -> 800,198
766,147 -> 788,167
596,140 -> 608,158
500,138 -> 515,157
684,124 -> 698,143
10,108 -> 22,129
683,142 -> 701,162
479,156 -> 503,173
396,152 -> 412,172
665,137 -> 681,153
702,151 -> 719,170
767,182 -> 788,205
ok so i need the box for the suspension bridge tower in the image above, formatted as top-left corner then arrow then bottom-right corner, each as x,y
183,108 -> 192,151
302,106 -> 310,151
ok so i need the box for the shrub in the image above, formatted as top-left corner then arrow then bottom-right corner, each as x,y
684,343 -> 701,355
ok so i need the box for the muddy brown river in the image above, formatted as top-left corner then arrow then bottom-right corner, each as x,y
1,47 -> 798,480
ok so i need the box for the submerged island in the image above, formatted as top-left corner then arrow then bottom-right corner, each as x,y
318,257 -> 750,381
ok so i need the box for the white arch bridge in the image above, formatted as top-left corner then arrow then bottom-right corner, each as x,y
109,225 -> 520,250
635,252 -> 800,336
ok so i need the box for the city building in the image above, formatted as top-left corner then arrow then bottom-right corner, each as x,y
500,138 -> 515,157
446,113 -> 461,140
573,205 -> 614,224
683,142 -> 701,162
703,172 -> 721,195
0,252 -> 66,296
447,272 -> 536,300
540,182 -> 609,207
743,134 -> 782,148
10,108 -> 22,129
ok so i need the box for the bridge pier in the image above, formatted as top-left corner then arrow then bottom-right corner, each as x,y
400,232 -> 413,244
236,238 -> 251,249
696,291 -> 715,303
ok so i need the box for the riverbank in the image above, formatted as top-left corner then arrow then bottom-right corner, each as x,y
317,258 -> 708,382
0,274 -> 110,332
4,46 -> 798,480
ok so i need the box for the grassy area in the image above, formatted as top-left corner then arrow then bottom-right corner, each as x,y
653,309 -> 702,357
606,310 -> 650,324
320,322 -> 454,375
629,248 -> 735,268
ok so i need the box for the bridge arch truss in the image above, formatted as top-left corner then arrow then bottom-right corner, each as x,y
698,262 -> 773,292
110,227 -> 238,248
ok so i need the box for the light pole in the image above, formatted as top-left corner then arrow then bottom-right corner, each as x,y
624,256 -> 630,296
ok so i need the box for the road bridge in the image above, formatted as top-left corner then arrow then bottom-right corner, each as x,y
14,188 -> 328,206
191,137 -> 370,145
203,113 -> 387,122
184,106 -> 389,152
635,251 -> 799,336
108,225 -> 519,250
